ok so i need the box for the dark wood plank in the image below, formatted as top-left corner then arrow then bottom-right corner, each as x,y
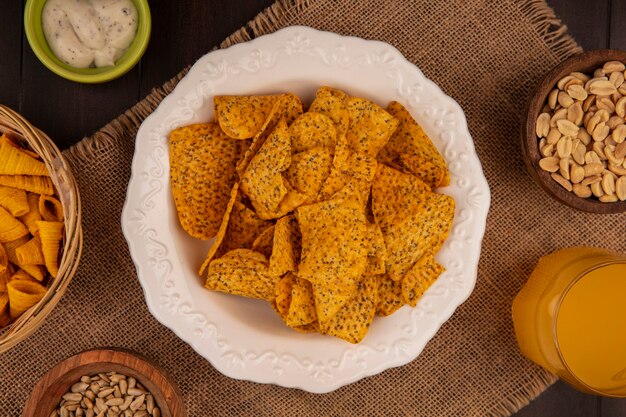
19,38 -> 141,150
140,0 -> 275,96
514,381 -> 599,417
0,1 -> 23,111
549,0 -> 610,50
602,396 -> 626,417
610,0 -> 626,49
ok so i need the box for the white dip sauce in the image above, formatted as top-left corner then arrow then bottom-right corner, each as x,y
42,0 -> 138,68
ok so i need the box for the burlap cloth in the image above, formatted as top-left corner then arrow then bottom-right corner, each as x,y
3,0 -> 625,415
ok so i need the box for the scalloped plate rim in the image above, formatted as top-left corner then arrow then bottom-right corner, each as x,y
121,25 -> 490,393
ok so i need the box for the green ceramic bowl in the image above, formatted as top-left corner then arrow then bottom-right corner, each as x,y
24,0 -> 151,83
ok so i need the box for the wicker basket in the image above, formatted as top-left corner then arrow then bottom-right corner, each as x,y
0,104 -> 82,353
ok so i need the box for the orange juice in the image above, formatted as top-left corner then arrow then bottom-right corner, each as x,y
512,247 -> 626,397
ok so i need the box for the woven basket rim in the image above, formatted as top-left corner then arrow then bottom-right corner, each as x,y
0,104 -> 83,353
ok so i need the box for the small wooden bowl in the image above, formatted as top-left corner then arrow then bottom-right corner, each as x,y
521,49 -> 626,213
23,348 -> 186,417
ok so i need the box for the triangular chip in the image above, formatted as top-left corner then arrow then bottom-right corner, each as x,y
285,276 -> 317,328
402,252 -> 445,307
376,274 -> 404,316
330,153 -> 378,205
198,183 -> 239,276
215,95 -> 279,140
18,193 -> 42,235
399,154 -> 446,190
296,194 -> 367,289
381,101 -> 449,187
36,221 -> 64,278
236,93 -> 303,176
241,119 -> 292,219
0,141 -> 49,176
0,206 -> 29,243
365,222 -> 386,276
169,123 -> 242,240
371,164 -> 431,230
372,165 -> 454,281
0,186 -> 28,217
289,112 -> 337,153
313,280 -> 357,326
283,147 -> 333,201
0,175 -> 54,195
38,195 -> 64,222
317,131 -> 351,201
320,275 -> 378,344
251,225 -> 275,259
308,87 -> 349,137
346,97 -> 399,157
6,279 -> 47,319
205,249 -> 280,301
269,215 -> 301,276
274,274 -> 294,316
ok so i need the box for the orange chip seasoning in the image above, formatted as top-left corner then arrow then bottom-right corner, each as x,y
251,225 -> 275,259
215,95 -> 279,140
38,195 -> 64,222
0,268 -> 10,292
382,101 -> 450,187
402,252 -> 445,307
0,185 -> 29,217
285,276 -> 317,328
6,279 -> 47,319
241,119 -> 292,219
169,123 -> 242,240
296,195 -> 368,290
0,244 -> 7,273
236,93 -> 303,176
269,215 -> 301,277
19,193 -> 42,235
320,275 -> 378,344
376,274 -> 404,316
2,236 -> 30,265
0,140 -> 49,176
274,274 -> 294,317
205,249 -> 280,301
346,97 -> 399,157
198,183 -> 239,276
308,86 -> 349,137
0,206 -> 29,243
36,221 -> 64,278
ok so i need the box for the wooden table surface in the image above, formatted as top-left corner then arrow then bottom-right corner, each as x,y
1,1 -> 624,415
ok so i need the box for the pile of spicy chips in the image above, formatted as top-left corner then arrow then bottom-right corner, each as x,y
169,87 -> 455,344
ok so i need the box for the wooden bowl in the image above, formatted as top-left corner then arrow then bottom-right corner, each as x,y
22,348 -> 186,417
521,49 -> 626,213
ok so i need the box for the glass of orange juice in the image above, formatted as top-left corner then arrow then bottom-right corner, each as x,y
512,246 -> 626,397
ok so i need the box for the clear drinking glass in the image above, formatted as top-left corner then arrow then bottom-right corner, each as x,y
512,246 -> 626,397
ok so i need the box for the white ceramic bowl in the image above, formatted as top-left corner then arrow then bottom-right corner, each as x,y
122,26 -> 490,393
